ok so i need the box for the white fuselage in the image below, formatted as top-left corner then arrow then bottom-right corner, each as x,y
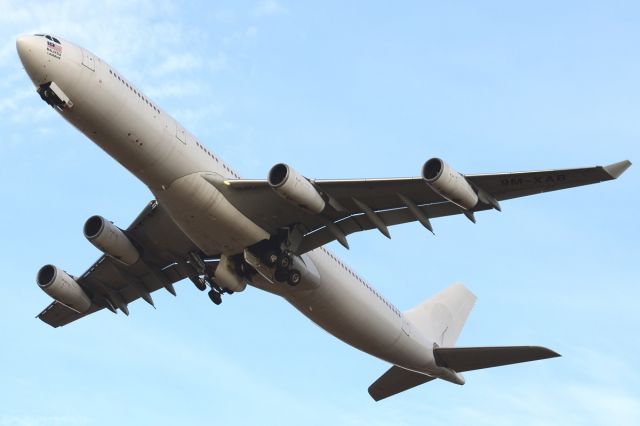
18,35 -> 456,380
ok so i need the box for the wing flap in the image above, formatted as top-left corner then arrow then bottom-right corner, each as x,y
298,202 -> 491,253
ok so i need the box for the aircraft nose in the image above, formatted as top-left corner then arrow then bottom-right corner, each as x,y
16,35 -> 36,61
16,35 -> 46,84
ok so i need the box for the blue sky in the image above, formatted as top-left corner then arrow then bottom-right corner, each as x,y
0,1 -> 638,424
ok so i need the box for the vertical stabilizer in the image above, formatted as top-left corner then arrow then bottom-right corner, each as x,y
404,283 -> 476,347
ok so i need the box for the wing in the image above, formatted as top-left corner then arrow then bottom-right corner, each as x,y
214,160 -> 631,253
37,201 -> 210,327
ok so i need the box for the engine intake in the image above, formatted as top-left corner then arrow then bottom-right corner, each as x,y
268,163 -> 325,214
84,215 -> 140,265
36,264 -> 91,313
422,158 -> 479,210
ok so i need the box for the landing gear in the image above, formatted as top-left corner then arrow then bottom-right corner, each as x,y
208,289 -> 222,305
187,252 -> 240,306
274,267 -> 289,283
270,250 -> 303,287
276,253 -> 291,269
288,269 -> 302,286
263,249 -> 280,267
252,234 -> 307,288
189,276 -> 208,291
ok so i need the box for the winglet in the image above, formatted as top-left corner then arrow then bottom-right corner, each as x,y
604,160 -> 632,179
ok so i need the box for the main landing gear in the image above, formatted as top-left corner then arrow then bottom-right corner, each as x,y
189,274 -> 225,305
263,249 -> 302,287
208,289 -> 222,305
188,252 -> 237,306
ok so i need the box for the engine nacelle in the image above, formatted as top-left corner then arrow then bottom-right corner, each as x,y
84,215 -> 140,265
36,265 -> 92,313
268,163 -> 325,214
214,255 -> 248,293
422,158 -> 478,210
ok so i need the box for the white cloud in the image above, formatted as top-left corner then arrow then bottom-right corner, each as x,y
172,103 -> 225,129
0,87 -> 31,114
154,53 -> 202,76
245,25 -> 260,38
0,0 -> 222,125
146,81 -> 201,99
208,51 -> 230,73
253,0 -> 288,18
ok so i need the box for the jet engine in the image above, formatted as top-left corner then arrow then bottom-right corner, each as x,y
268,163 -> 325,214
422,158 -> 478,210
36,264 -> 92,313
214,255 -> 248,293
83,215 -> 140,265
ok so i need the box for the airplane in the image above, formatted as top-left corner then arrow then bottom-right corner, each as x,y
16,33 -> 631,401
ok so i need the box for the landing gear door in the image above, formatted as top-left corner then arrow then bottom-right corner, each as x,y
81,49 -> 95,71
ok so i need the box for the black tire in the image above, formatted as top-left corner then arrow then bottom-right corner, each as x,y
208,289 -> 222,305
274,267 -> 289,283
288,269 -> 302,286
277,253 -> 291,269
190,276 -> 207,291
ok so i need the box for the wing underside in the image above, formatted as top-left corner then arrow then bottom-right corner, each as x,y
37,201 -> 208,327
219,160 -> 631,253
35,160 -> 630,326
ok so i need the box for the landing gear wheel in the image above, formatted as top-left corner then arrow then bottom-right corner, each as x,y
208,289 -> 222,305
288,269 -> 302,286
277,253 -> 291,269
274,267 -> 289,283
190,276 -> 208,291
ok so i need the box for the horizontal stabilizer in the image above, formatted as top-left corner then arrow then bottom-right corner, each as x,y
368,366 -> 435,402
434,345 -> 560,372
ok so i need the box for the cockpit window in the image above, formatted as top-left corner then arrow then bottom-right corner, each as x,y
35,34 -> 61,44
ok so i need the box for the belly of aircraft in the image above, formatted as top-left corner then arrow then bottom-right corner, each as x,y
154,173 -> 270,255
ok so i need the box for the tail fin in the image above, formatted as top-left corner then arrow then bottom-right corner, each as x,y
367,283 -> 560,401
404,283 -> 476,347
